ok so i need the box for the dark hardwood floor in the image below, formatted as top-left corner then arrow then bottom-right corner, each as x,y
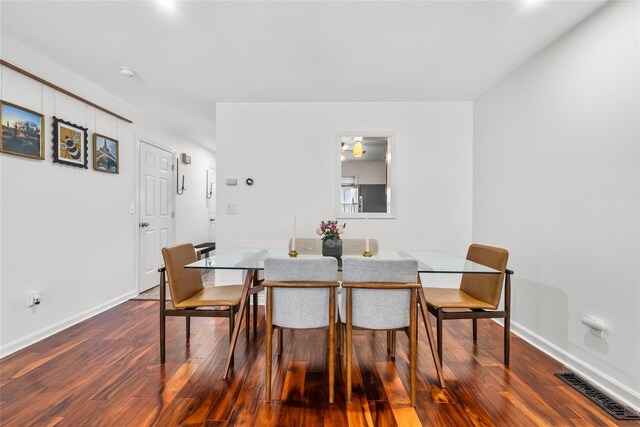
0,300 -> 636,426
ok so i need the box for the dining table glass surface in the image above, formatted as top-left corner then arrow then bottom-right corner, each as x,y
184,247 -> 501,274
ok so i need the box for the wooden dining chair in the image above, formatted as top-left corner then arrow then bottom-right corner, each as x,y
159,243 -> 244,364
422,244 -> 513,366
263,257 -> 339,403
340,257 -> 420,406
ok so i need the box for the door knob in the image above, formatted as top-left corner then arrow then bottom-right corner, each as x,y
139,222 -> 150,228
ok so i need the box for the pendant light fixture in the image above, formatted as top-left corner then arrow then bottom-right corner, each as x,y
353,137 -> 364,158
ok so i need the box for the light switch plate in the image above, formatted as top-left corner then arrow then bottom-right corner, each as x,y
227,204 -> 237,214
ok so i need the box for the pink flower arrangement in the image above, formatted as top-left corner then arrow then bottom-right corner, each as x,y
316,220 -> 346,241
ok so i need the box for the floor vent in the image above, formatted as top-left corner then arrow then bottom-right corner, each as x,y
555,372 -> 640,420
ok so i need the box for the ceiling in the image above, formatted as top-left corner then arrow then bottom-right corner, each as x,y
0,1 -> 606,151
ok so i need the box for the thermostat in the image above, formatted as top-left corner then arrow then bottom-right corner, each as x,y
181,153 -> 191,164
245,178 -> 254,186
226,178 -> 238,186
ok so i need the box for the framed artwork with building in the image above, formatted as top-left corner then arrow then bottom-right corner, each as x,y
0,100 -> 45,160
52,116 -> 88,168
93,133 -> 119,174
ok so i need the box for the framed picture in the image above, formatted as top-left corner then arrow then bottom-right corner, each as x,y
93,133 -> 119,174
0,100 -> 45,160
52,116 -> 88,168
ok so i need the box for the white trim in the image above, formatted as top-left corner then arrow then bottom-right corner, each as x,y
0,291 -> 137,358
499,319 -> 640,411
136,136 -> 177,294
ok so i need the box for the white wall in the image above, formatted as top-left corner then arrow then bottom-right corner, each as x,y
474,1 -> 639,408
0,37 -> 215,356
215,102 -> 473,285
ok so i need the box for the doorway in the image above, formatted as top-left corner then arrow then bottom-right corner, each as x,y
138,140 -> 175,292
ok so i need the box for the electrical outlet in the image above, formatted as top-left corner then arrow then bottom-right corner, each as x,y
227,204 -> 238,214
27,291 -> 42,307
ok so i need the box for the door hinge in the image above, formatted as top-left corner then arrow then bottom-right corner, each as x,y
171,164 -> 175,171
171,212 -> 175,218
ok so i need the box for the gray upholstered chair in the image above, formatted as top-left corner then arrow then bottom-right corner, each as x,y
289,238 -> 379,255
263,257 -> 340,403
288,238 -> 322,254
342,239 -> 379,255
340,257 -> 420,406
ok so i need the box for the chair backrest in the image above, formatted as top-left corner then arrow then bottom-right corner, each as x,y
288,238 -> 322,254
264,257 -> 338,329
342,257 -> 418,330
342,239 -> 379,255
288,238 -> 379,255
161,243 -> 204,308
460,244 -> 509,309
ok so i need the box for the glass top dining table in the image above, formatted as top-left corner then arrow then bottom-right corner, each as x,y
185,246 -> 499,387
184,247 -> 501,274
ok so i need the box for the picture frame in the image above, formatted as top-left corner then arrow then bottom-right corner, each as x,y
0,100 -> 45,160
52,116 -> 88,168
93,133 -> 119,174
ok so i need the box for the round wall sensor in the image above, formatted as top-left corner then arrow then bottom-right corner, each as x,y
245,178 -> 254,186
119,66 -> 136,78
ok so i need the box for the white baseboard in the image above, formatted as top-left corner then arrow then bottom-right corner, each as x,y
501,319 -> 640,411
0,290 -> 137,358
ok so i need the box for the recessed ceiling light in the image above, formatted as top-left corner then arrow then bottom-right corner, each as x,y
119,66 -> 136,78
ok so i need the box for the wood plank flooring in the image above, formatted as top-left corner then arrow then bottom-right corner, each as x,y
0,300 -> 636,426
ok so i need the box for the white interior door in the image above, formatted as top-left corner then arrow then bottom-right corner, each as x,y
139,141 -> 174,292
207,167 -> 216,242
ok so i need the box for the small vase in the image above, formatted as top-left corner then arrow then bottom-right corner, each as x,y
322,238 -> 342,259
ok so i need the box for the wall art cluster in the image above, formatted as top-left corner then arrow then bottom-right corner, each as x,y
1,100 -> 120,174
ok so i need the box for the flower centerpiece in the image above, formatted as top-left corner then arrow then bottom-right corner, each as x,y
317,220 -> 346,258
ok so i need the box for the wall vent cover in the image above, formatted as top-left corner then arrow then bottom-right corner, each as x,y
556,372 -> 640,420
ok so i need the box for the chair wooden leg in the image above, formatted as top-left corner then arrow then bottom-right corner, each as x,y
276,328 -> 283,356
437,308 -> 443,367
504,270 -> 512,367
386,331 -> 396,357
159,270 -> 166,364
229,307 -> 235,368
186,316 -> 191,341
246,294 -> 251,340
472,318 -> 477,342
265,288 -> 273,401
345,288 -> 353,404
409,290 -> 417,406
336,320 -> 342,355
505,316 -> 510,367
253,292 -> 259,335
328,287 -> 336,404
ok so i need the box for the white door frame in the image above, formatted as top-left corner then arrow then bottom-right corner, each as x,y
207,166 -> 216,243
135,135 -> 177,294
